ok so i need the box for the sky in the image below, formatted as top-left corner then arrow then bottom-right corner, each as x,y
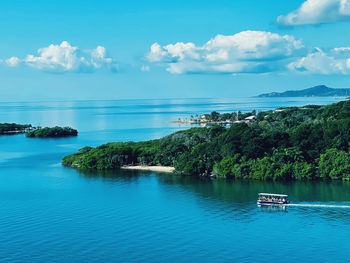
1,0 -> 350,101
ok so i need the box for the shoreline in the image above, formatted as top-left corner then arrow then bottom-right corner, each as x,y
121,165 -> 175,173
166,118 -> 254,125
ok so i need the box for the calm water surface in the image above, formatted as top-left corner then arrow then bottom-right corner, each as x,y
0,97 -> 349,262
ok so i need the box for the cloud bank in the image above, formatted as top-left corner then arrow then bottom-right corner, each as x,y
147,31 -> 304,74
289,47 -> 350,74
2,41 -> 117,73
277,0 -> 350,26
147,30 -> 350,76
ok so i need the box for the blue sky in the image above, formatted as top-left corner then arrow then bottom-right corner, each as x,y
1,0 -> 350,101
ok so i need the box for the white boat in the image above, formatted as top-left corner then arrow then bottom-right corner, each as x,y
257,193 -> 289,206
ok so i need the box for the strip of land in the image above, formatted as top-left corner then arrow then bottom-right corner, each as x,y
121,165 -> 175,173
62,99 -> 350,181
166,111 -> 256,125
0,123 -> 33,135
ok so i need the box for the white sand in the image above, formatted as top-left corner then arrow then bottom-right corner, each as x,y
121,165 -> 175,173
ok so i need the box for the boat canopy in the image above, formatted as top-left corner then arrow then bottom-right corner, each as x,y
258,193 -> 288,197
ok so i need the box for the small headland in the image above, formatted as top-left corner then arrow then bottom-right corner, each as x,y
26,126 -> 78,138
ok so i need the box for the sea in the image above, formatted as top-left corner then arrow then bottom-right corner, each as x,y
0,97 -> 349,262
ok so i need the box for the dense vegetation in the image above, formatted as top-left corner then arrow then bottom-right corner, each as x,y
63,100 -> 350,181
200,110 -> 255,122
0,123 -> 32,135
26,126 -> 78,138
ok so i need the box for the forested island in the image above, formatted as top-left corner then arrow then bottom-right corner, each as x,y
0,123 -> 32,135
62,100 -> 350,181
26,126 -> 78,138
257,85 -> 350,97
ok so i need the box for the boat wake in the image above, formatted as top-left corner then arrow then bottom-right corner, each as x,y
286,203 -> 350,209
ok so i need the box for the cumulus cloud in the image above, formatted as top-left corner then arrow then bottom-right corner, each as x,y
147,30 -> 350,76
277,0 -> 350,26
289,47 -> 350,74
3,41 -> 117,73
146,31 -> 304,74
5,57 -> 21,67
90,45 -> 114,70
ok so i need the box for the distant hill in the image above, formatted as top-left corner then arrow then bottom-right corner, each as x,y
257,85 -> 350,97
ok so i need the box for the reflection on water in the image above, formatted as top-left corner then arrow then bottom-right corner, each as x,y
156,174 -> 350,203
77,169 -> 350,223
76,168 -> 151,180
258,205 -> 287,212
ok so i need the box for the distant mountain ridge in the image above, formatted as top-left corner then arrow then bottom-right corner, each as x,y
257,85 -> 350,97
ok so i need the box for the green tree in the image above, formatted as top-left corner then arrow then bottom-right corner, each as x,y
214,154 -> 241,178
293,162 -> 315,180
318,148 -> 350,180
210,111 -> 220,121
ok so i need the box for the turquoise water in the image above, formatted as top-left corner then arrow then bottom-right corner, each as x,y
0,97 -> 349,262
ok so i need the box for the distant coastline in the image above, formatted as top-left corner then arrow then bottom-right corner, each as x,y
0,124 -> 78,138
167,111 -> 256,125
0,123 -> 34,135
256,85 -> 350,98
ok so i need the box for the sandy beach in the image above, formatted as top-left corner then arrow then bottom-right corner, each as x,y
121,165 -> 175,173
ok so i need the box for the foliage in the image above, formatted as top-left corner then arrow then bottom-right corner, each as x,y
26,126 -> 78,138
0,123 -> 31,135
318,148 -> 350,180
63,100 -> 350,181
201,110 -> 255,122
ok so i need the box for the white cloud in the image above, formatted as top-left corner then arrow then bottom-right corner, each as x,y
147,42 -> 200,65
146,31 -> 304,74
277,0 -> 350,26
5,57 -> 21,67
3,41 -> 117,73
90,45 -> 114,69
147,30 -> 350,76
147,43 -> 163,62
289,47 -> 350,74
24,41 -> 80,72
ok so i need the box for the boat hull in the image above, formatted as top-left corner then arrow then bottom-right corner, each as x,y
257,201 -> 289,206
